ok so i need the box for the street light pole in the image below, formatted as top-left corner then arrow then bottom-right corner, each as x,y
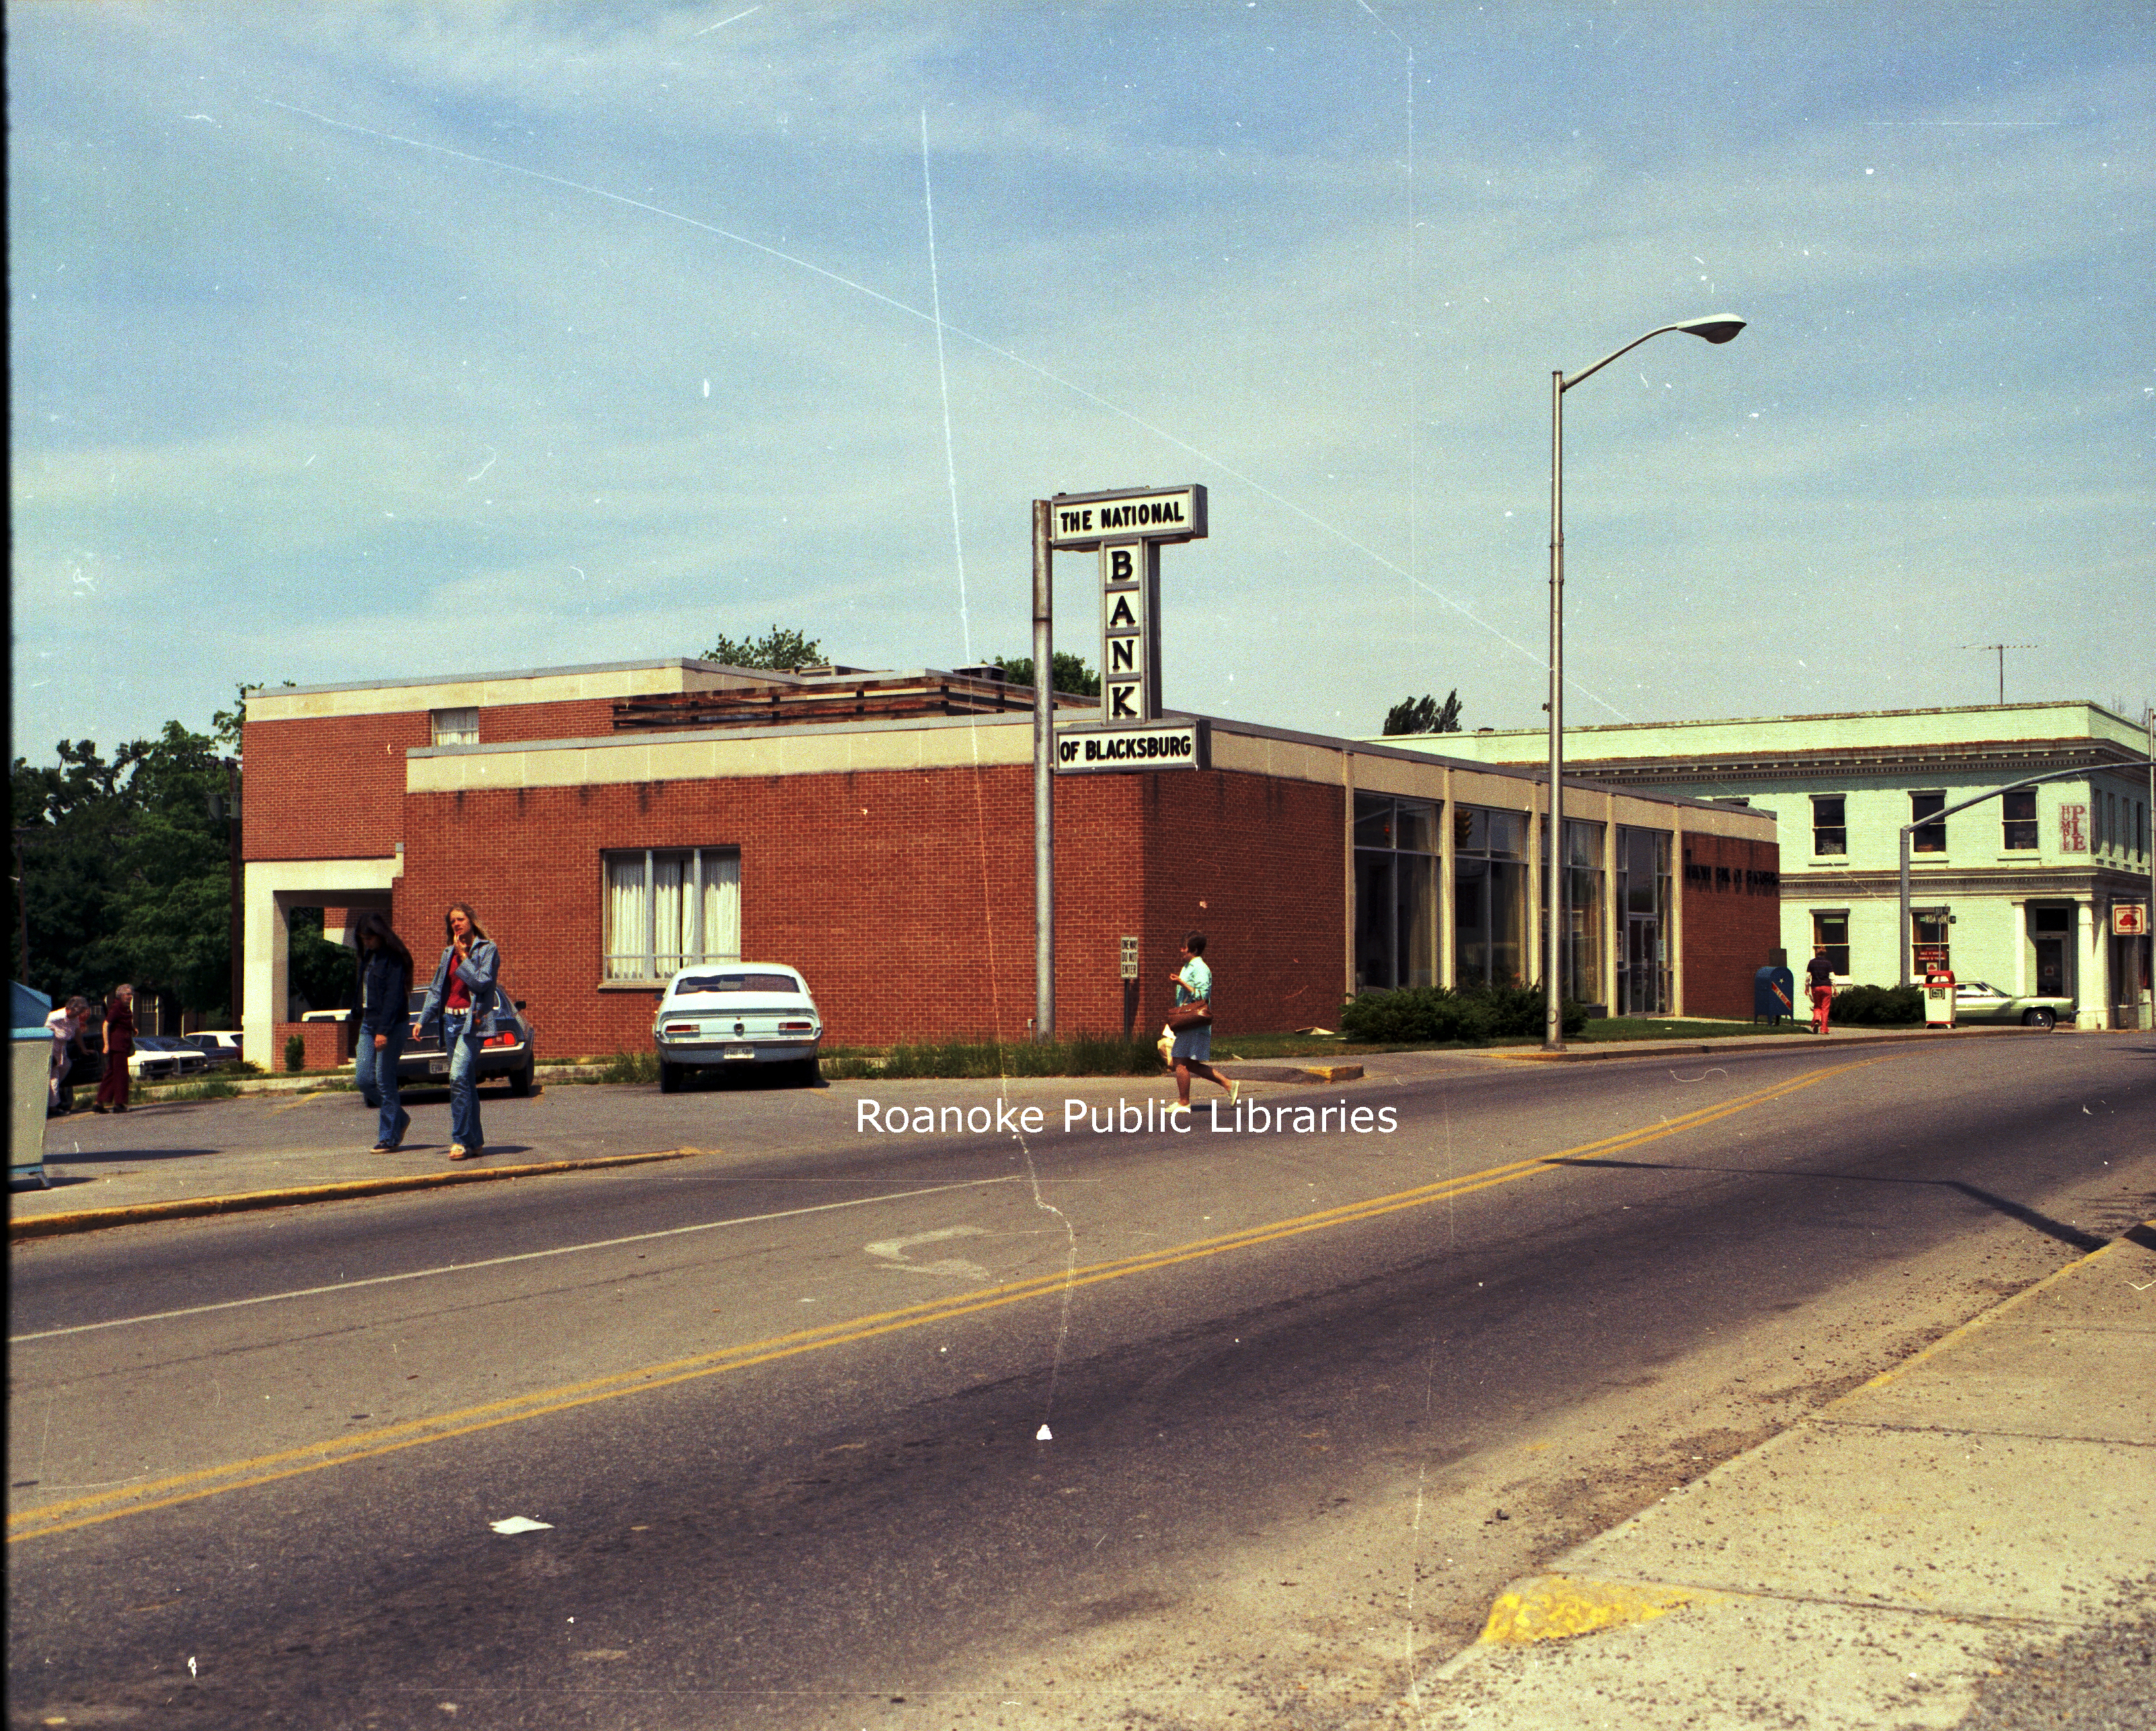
1032,498 -> 1054,1042
1546,314 -> 1746,1051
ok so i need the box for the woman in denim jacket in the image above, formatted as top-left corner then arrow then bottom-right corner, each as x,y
416,902 -> 502,1161
354,911 -> 415,1152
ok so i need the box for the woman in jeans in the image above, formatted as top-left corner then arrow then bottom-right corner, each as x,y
416,902 -> 501,1161
354,911 -> 415,1152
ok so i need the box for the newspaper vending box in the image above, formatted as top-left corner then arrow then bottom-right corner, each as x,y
1923,966 -> 1957,1030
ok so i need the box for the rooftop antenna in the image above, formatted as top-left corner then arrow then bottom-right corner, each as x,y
1961,642 -> 2036,705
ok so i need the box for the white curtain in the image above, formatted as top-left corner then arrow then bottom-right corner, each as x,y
652,855 -> 685,974
608,850 -> 741,978
605,857 -> 646,980
701,851 -> 741,961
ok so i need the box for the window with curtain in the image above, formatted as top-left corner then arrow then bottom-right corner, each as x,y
604,848 -> 741,980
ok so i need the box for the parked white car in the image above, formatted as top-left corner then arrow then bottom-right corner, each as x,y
653,965 -> 822,1091
184,1030 -> 245,1068
129,1036 -> 210,1081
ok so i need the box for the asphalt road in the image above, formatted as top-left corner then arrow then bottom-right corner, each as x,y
9,1038 -> 2154,1729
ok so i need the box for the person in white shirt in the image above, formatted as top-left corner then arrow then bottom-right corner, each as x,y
46,995 -> 88,1114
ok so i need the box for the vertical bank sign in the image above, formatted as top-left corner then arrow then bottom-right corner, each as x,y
1048,485 -> 1207,771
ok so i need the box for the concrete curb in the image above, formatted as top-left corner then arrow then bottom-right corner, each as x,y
9,1147 -> 701,1241
130,1067 -> 607,1102
1484,1024 -> 2045,1062
1217,1063 -> 1366,1085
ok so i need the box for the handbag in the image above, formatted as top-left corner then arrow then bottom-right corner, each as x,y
1167,1002 -> 1212,1032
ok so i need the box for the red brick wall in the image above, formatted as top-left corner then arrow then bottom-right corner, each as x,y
274,1020 -> 352,1069
390,765 -> 1349,1056
243,713 -> 428,861
1680,835 -> 1784,1018
1100,770 -> 1346,1040
481,699 -> 617,742
243,701 -> 615,863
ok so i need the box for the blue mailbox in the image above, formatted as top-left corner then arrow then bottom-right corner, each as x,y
1754,966 -> 1796,1026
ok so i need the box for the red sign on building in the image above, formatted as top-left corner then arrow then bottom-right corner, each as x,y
2058,802 -> 2088,852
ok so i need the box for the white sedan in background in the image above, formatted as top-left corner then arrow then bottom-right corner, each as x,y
653,965 -> 822,1091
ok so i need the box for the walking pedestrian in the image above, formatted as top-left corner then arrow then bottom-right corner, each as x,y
1806,946 -> 1836,1035
354,911 -> 416,1152
417,902 -> 502,1160
46,996 -> 88,1116
93,984 -> 137,1112
1166,931 -> 1239,1115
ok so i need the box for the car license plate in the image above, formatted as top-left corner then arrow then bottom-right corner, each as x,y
429,1057 -> 449,1076
724,1044 -> 756,1060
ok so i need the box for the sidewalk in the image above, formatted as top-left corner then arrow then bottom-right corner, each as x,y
1418,1221 -> 2156,1728
12,1086 -> 698,1237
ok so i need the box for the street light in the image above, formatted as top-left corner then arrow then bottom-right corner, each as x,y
1546,315 -> 1744,1050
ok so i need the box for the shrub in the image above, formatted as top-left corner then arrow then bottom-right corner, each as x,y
284,1032 -> 306,1073
1829,983 -> 1923,1026
1339,982 -> 1586,1044
598,1049 -> 660,1084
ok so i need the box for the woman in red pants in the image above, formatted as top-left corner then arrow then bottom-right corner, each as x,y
93,983 -> 137,1112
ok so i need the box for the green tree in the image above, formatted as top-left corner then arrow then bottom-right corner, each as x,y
12,739 -> 134,999
107,722 -> 239,1014
1383,689 -> 1463,736
12,722 -> 239,1017
991,652 -> 1101,697
701,625 -> 825,670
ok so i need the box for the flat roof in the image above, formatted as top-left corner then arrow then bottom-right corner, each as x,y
245,658 -> 760,699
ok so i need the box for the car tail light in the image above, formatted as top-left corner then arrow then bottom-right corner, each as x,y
778,1020 -> 814,1032
484,1032 -> 519,1048
662,1022 -> 698,1034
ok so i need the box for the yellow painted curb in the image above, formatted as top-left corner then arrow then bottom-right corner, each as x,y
9,1148 -> 702,1241
1477,1574 -> 1714,1646
1295,1063 -> 1365,1083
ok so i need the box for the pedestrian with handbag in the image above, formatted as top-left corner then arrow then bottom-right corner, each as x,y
1166,931 -> 1238,1116
354,911 -> 416,1153
416,902 -> 502,1161
92,984 -> 136,1114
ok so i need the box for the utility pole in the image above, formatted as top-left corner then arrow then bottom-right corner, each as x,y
1032,498 -> 1054,1041
1961,642 -> 2036,706
211,759 -> 243,1027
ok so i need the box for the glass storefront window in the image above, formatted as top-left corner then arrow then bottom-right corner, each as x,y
1562,819 -> 1604,1005
1455,806 -> 1528,987
1354,794 -> 1439,991
1617,826 -> 1671,1015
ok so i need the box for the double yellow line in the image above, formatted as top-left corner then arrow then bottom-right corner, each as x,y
9,1053 -> 1895,1543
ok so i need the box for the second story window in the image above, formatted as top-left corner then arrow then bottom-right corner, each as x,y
1911,791 -> 1946,854
430,707 -> 479,746
1811,795 -> 1847,857
2001,788 -> 2038,851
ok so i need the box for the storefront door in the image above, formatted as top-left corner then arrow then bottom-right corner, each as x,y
1625,916 -> 1662,1014
2034,937 -> 2065,998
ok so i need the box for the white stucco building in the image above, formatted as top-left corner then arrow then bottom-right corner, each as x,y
1375,702 -> 2153,1030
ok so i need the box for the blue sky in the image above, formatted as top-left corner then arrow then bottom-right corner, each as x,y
10,2 -> 2152,758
